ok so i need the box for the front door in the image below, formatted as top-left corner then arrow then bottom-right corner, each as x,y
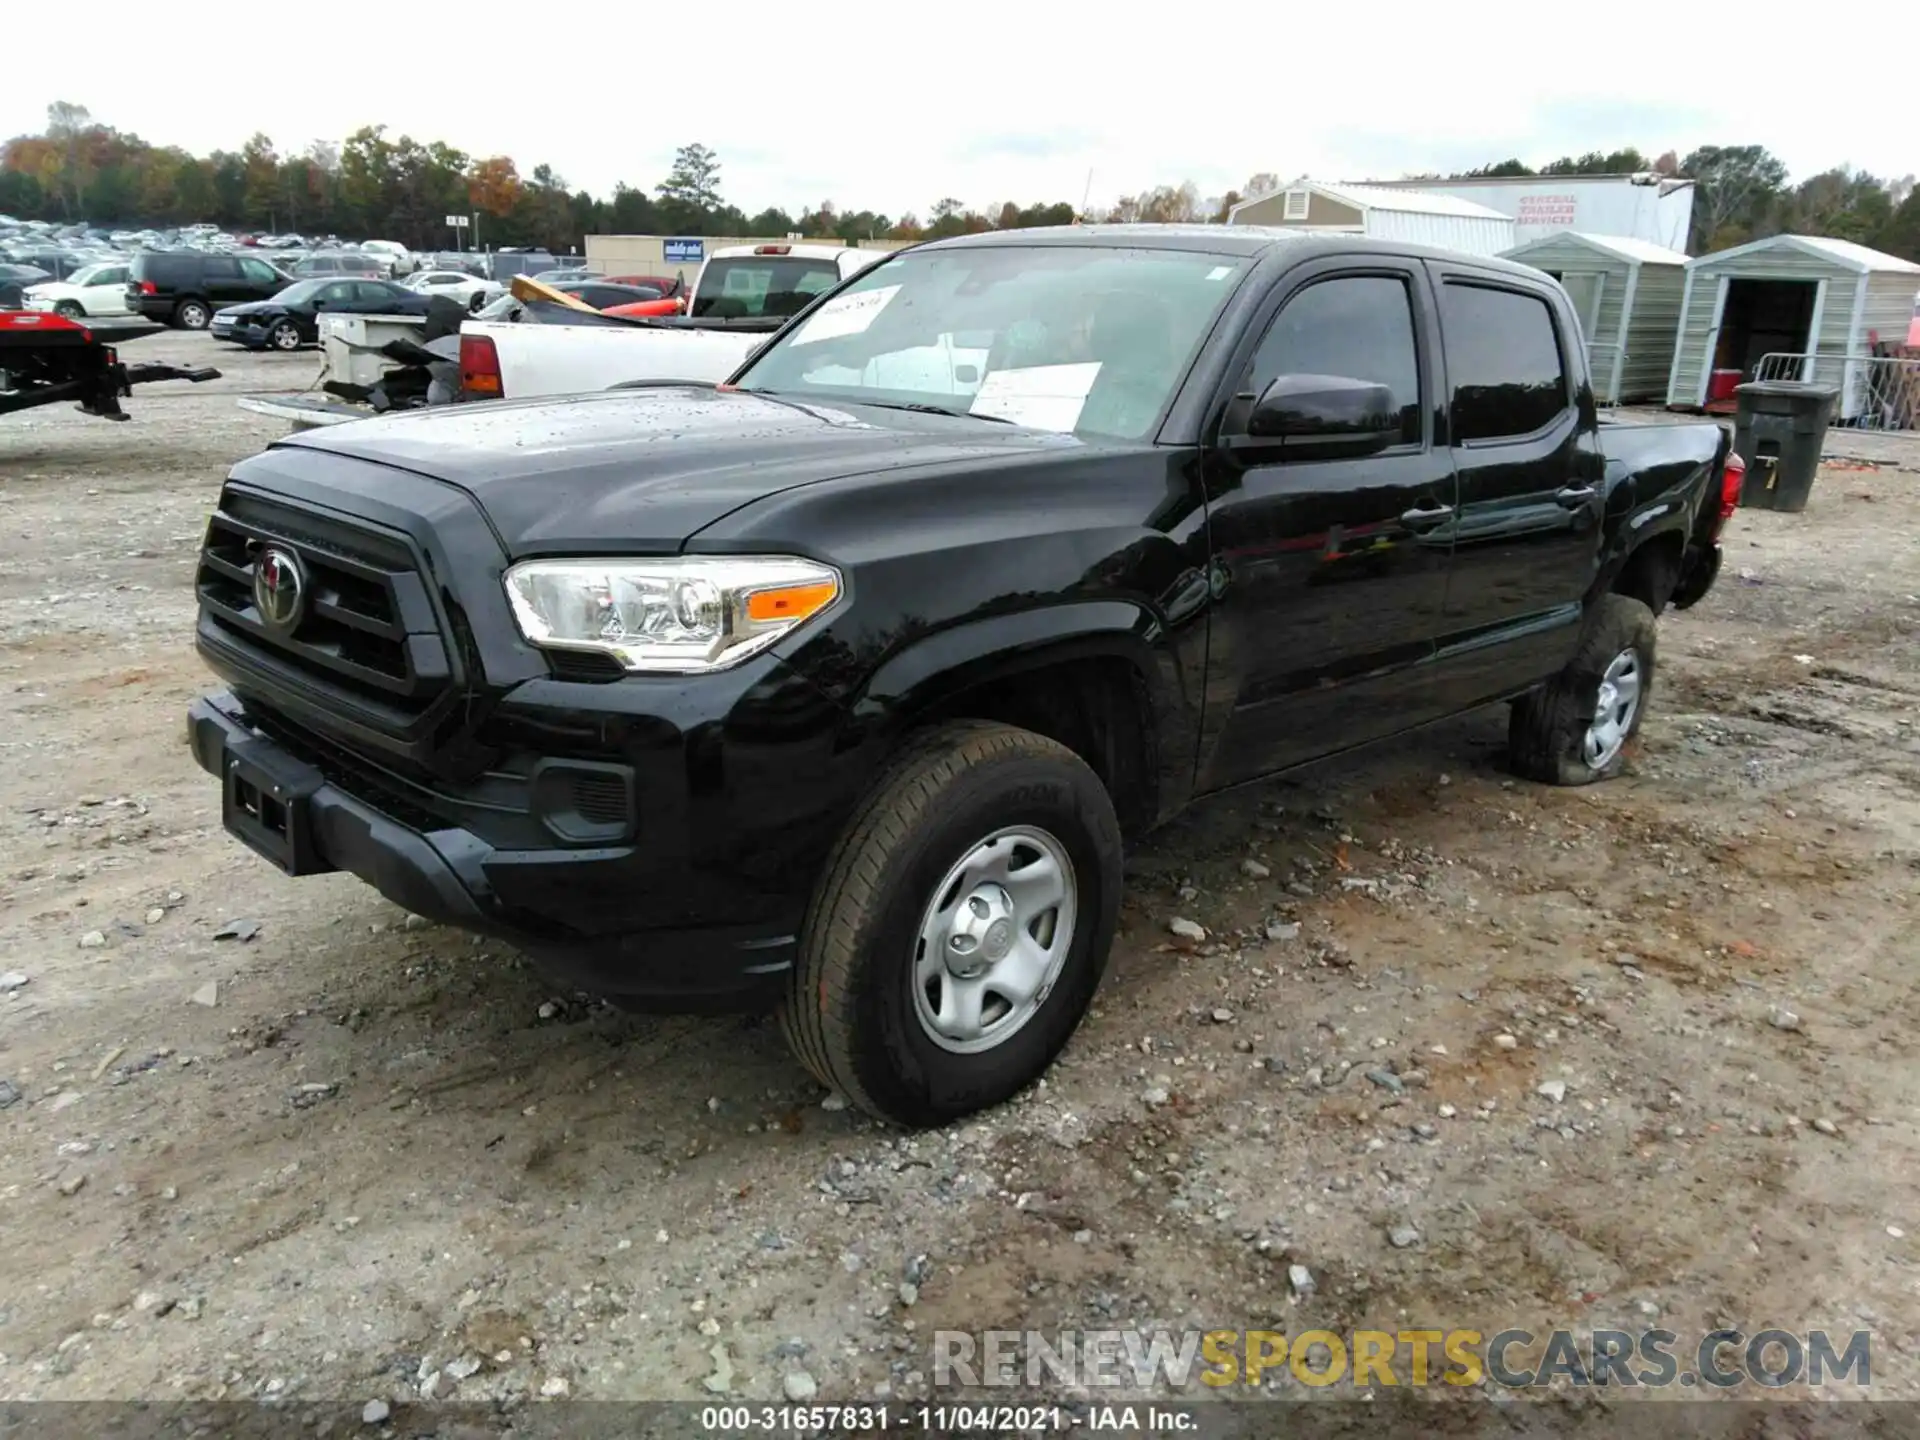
1197,262 -> 1459,790
1424,265 -> 1605,706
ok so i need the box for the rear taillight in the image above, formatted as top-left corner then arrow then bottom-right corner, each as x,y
137,281 -> 157,295
1719,452 -> 1747,522
459,333 -> 503,399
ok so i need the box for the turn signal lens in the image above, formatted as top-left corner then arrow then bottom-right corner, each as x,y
745,580 -> 837,624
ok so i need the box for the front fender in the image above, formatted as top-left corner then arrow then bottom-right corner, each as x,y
845,600 -> 1199,824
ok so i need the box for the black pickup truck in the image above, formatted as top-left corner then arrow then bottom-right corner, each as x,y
185,226 -> 1740,1126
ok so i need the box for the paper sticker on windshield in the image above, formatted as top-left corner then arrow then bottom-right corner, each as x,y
1206,265 -> 1233,281
969,362 -> 1102,431
789,284 -> 901,346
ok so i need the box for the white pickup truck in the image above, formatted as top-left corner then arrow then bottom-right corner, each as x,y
457,243 -> 889,400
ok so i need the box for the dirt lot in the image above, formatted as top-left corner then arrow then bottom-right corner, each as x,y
1,333 -> 1917,1418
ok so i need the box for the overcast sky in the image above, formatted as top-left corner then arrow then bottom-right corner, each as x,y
8,1 -> 1914,220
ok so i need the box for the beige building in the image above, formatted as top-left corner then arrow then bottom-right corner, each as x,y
1228,178 -> 1515,257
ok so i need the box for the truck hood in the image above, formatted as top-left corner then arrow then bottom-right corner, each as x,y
273,386 -> 1094,553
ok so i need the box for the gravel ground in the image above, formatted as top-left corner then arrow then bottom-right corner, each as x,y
1,333 -> 1918,1420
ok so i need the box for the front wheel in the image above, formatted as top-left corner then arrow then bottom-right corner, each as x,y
54,300 -> 84,319
1508,593 -> 1657,786
780,721 -> 1122,1127
267,319 -> 301,351
468,291 -> 488,313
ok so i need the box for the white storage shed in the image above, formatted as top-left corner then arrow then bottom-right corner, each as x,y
1227,179 -> 1516,258
1500,232 -> 1689,404
1667,235 -> 1920,419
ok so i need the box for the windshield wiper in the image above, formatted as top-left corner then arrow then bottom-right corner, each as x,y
856,400 -> 1014,425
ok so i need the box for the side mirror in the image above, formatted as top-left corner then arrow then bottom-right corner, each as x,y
1235,374 -> 1400,460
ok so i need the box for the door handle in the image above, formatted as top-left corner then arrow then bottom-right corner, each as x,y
1555,484 -> 1597,507
1399,502 -> 1454,530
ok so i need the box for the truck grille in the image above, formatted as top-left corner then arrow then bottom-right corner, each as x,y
195,491 -> 456,724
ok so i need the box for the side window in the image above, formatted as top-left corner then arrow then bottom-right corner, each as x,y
241,259 -> 278,283
356,281 -> 397,305
1244,275 -> 1423,445
205,257 -> 240,278
321,282 -> 357,306
1438,283 -> 1569,443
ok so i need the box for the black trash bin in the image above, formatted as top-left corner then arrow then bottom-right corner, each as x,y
1731,380 -> 1837,514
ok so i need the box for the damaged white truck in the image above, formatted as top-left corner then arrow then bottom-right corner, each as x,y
239,243 -> 889,429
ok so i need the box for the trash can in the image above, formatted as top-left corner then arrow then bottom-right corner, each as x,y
1731,381 -> 1837,514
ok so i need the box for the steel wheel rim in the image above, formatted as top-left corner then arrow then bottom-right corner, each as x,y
911,825 -> 1077,1055
1583,646 -> 1643,768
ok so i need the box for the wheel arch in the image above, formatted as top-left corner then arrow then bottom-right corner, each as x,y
838,600 -> 1191,839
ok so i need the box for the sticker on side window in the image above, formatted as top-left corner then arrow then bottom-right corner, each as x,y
788,284 -> 902,346
969,362 -> 1102,432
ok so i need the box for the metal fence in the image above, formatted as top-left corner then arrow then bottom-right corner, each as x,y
1752,351 -> 1920,433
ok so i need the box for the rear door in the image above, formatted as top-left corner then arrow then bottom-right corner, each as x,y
1425,265 -> 1605,705
1197,259 -> 1460,788
203,257 -> 247,305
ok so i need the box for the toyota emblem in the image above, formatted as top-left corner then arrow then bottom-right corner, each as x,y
254,546 -> 307,630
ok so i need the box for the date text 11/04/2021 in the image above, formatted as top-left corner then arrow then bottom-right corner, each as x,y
698,1406 -> 1079,1433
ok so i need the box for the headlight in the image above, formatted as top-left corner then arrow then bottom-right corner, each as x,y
502,556 -> 841,675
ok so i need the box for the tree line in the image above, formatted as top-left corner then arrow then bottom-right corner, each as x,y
5,106 -> 1917,263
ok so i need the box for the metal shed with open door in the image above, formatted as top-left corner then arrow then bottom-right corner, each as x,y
1499,232 -> 1688,404
1666,235 -> 1920,420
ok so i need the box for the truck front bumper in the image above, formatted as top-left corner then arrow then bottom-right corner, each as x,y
186,691 -> 806,1010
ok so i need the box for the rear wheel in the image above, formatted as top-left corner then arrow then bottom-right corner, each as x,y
779,721 -> 1122,1127
175,298 -> 211,330
267,319 -> 302,351
1508,593 -> 1657,786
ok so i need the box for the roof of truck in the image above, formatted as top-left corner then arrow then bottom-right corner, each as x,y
915,224 -> 1553,280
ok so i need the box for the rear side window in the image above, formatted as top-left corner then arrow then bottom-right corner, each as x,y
135,255 -> 193,284
1244,274 -> 1424,445
693,257 -> 842,318
205,257 -> 240,278
1439,283 -> 1569,443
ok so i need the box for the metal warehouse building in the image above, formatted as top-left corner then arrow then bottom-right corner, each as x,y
1360,173 -> 1696,252
1666,235 -> 1920,419
1227,179 -> 1515,257
1500,232 -> 1689,405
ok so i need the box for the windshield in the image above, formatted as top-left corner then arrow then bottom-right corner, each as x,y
733,245 -> 1251,440
273,279 -> 329,304
692,256 -> 842,318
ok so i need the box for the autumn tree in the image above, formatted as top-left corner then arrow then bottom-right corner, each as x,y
468,156 -> 522,218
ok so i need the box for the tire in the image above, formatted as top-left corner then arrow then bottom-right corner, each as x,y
54,300 -> 84,319
1508,593 -> 1657,786
175,298 -> 211,330
780,720 -> 1123,1127
267,319 -> 302,351
468,291 -> 488,313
